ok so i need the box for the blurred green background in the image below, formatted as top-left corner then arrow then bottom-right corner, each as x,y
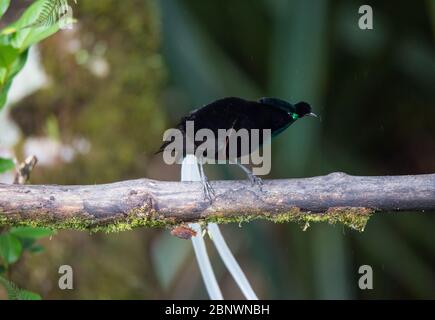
1,0 -> 434,299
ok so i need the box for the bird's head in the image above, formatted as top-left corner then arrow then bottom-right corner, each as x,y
258,97 -> 318,120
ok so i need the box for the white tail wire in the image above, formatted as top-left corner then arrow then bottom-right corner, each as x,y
181,155 -> 258,300
207,223 -> 258,300
181,155 -> 223,300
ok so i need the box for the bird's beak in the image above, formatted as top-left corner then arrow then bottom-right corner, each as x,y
308,112 -> 318,118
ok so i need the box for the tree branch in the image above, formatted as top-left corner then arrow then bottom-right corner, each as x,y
0,172 -> 434,232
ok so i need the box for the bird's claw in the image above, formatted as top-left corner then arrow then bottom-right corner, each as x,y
248,174 -> 263,189
202,177 -> 216,202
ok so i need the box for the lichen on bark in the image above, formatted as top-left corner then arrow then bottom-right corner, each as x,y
0,206 -> 373,233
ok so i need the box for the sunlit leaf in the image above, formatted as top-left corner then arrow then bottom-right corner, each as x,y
0,44 -> 19,69
0,0 -> 62,111
26,0 -> 77,30
0,48 -> 28,110
0,0 -> 60,51
0,0 -> 10,20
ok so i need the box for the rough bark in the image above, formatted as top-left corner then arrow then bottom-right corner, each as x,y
0,172 -> 434,232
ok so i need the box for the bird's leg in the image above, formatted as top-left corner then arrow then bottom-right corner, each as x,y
199,161 -> 215,201
236,163 -> 263,188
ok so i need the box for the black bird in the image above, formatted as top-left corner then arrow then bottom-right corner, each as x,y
158,97 -> 317,199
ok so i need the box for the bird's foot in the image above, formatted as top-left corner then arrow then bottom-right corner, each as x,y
248,173 -> 263,189
202,177 -> 216,202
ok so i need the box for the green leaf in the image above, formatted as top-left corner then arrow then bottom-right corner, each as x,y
28,244 -> 45,254
0,157 -> 14,173
0,0 -> 11,20
16,289 -> 42,300
25,0 -> 74,29
1,0 -> 60,51
0,275 -> 20,299
0,48 -> 28,110
0,233 -> 23,265
10,227 -> 55,239
19,238 -> 36,251
0,45 -> 19,70
0,275 -> 41,300
0,1 -> 62,111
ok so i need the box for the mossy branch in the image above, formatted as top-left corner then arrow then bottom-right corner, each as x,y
0,172 -> 434,233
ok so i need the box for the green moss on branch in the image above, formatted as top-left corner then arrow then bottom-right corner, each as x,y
187,207 -> 373,233
0,206 -> 374,233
